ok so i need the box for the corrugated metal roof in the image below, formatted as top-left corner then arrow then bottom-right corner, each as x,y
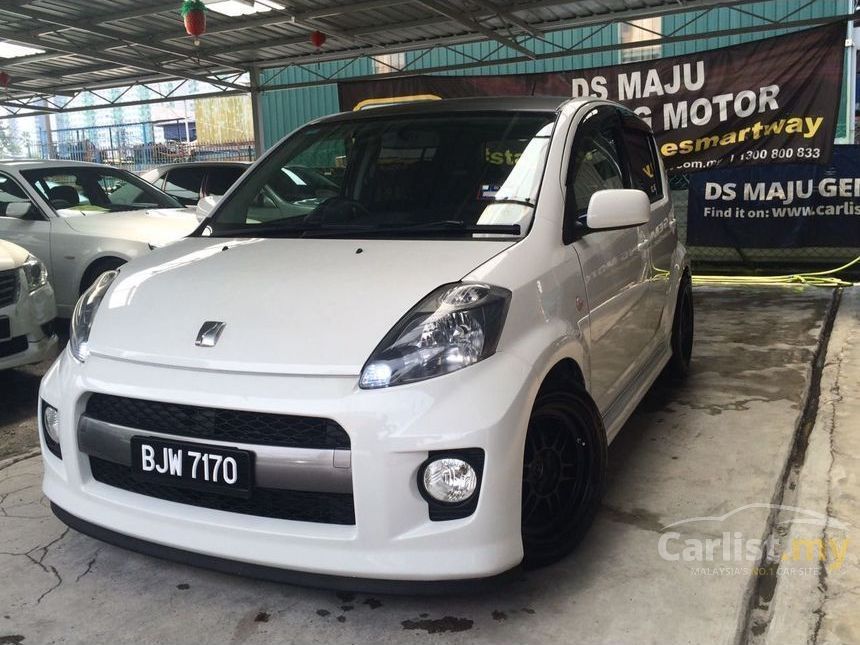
0,0 -> 769,103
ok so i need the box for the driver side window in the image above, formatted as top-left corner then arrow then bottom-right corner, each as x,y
570,120 -> 625,215
563,108 -> 627,243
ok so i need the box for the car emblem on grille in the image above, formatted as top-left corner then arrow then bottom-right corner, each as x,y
195,321 -> 226,347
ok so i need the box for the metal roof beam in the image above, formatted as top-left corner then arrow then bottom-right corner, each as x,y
93,1 -> 180,24
0,0 -> 811,102
42,0 -> 764,75
415,0 -> 537,58
4,0 -> 545,67
470,0 -> 544,39
255,11 -> 855,90
0,28 -> 248,91
0,100 -> 61,112
0,1 -> 246,72
0,87 -> 248,119
18,1 -> 822,107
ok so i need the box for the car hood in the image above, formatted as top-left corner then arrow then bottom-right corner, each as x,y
0,239 -> 29,271
61,209 -> 200,245
89,237 -> 514,375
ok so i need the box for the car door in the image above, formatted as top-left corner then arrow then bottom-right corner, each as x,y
0,171 -> 53,274
619,114 -> 674,342
564,106 -> 652,412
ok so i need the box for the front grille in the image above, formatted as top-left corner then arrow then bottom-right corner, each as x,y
0,335 -> 28,358
0,269 -> 18,307
89,457 -> 355,525
85,394 -> 350,449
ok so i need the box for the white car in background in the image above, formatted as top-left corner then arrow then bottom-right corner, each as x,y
0,160 -> 200,317
139,161 -> 251,207
40,98 -> 693,591
140,160 -> 340,219
0,239 -> 57,370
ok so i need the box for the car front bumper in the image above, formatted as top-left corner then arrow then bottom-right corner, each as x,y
0,280 -> 57,370
39,347 -> 536,584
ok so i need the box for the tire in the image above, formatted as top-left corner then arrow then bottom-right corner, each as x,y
80,258 -> 125,294
664,274 -> 694,380
521,388 -> 607,569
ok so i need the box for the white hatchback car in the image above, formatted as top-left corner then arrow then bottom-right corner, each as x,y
0,239 -> 57,370
40,97 -> 693,592
0,160 -> 200,317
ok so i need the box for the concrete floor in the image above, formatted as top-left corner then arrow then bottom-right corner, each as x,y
0,343 -> 60,461
0,286 -> 855,645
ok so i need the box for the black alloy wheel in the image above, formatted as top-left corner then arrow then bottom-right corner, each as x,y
521,389 -> 607,568
666,274 -> 694,380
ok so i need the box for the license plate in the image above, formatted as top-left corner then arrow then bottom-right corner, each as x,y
0,317 -> 9,340
130,437 -> 253,498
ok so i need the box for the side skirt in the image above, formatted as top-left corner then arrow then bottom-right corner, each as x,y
602,338 -> 671,444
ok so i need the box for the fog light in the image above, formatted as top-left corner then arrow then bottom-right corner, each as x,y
41,402 -> 62,459
421,458 -> 477,504
43,405 -> 60,443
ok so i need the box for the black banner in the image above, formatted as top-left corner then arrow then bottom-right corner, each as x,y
338,23 -> 845,174
686,145 -> 860,248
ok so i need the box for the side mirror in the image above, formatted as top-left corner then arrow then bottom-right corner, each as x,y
4,202 -> 38,219
586,189 -> 650,230
195,195 -> 220,220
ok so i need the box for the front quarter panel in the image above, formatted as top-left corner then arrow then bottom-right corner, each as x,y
50,221 -> 145,314
465,101 -> 594,418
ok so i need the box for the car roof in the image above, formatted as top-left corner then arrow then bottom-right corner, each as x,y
147,161 -> 251,174
0,159 -> 120,171
316,96 -> 581,125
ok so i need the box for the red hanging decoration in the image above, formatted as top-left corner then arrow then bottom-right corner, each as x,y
181,0 -> 207,46
0,71 -> 9,89
310,30 -> 326,49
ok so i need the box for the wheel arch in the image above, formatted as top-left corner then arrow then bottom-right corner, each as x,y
537,357 -> 587,397
78,254 -> 128,294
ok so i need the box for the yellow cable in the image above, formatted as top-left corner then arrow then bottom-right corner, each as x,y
691,255 -> 859,288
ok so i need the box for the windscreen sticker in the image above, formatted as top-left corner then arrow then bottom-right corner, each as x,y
479,184 -> 501,199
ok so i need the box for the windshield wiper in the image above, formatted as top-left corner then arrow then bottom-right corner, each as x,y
198,219 -> 523,239
301,221 -> 521,238
486,198 -> 536,208
195,220 -> 316,238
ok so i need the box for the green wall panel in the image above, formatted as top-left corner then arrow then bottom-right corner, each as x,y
260,59 -> 374,148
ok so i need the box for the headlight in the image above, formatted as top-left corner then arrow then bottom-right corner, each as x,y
69,270 -> 118,362
22,254 -> 48,293
359,283 -> 511,389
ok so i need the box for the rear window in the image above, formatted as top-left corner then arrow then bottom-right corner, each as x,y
206,167 -> 246,197
164,167 -> 206,203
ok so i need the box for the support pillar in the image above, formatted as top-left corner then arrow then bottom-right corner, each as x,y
250,66 -> 266,159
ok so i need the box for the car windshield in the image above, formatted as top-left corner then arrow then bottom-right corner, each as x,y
21,166 -> 183,214
201,112 -> 556,239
